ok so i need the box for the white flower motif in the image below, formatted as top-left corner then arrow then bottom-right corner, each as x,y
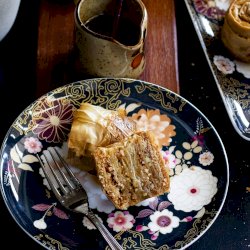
215,0 -> 230,11
148,210 -> 180,234
136,197 -> 157,207
168,167 -> 218,212
235,60 -> 250,78
74,170 -> 115,214
213,55 -> 235,74
107,211 -> 135,232
199,151 -> 214,166
82,215 -> 103,230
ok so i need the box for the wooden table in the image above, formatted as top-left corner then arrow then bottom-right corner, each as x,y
36,0 -> 179,98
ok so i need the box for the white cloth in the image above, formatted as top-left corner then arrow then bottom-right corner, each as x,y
0,0 -> 21,41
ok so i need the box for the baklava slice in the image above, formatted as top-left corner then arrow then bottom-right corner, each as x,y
94,131 -> 170,210
67,102 -> 136,171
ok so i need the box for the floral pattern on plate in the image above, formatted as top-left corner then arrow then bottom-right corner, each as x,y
185,0 -> 250,140
0,78 -> 229,249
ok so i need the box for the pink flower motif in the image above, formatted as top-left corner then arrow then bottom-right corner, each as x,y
181,216 -> 193,222
136,225 -> 148,232
148,210 -> 180,235
193,0 -> 226,21
213,55 -> 235,74
107,211 -> 135,232
161,150 -> 176,169
186,216 -> 193,222
24,137 -> 43,154
192,134 -> 205,146
151,232 -> 159,241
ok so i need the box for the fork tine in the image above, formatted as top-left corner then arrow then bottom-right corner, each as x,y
37,154 -> 62,199
53,147 -> 82,187
43,149 -> 70,195
38,148 -> 123,250
48,147 -> 76,190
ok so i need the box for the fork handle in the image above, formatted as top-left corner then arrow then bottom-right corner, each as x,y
87,210 -> 123,250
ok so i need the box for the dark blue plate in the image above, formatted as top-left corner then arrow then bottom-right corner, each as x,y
0,78 -> 229,249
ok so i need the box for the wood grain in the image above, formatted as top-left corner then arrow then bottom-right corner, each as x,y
36,0 -> 76,97
140,0 -> 179,92
36,0 -> 179,97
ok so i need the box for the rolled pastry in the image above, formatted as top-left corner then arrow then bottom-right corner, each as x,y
67,102 -> 136,171
221,0 -> 250,62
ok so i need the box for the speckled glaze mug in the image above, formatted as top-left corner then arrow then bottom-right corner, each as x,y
74,0 -> 147,78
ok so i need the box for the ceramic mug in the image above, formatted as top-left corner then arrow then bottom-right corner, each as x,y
0,0 -> 21,41
74,0 -> 147,78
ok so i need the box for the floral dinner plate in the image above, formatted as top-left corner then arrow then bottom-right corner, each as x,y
0,78 -> 229,249
184,0 -> 250,140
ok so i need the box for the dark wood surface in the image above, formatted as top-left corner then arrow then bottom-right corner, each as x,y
140,0 -> 179,92
36,0 -> 179,98
36,0 -> 76,97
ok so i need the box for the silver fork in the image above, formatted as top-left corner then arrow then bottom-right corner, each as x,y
37,147 -> 123,250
